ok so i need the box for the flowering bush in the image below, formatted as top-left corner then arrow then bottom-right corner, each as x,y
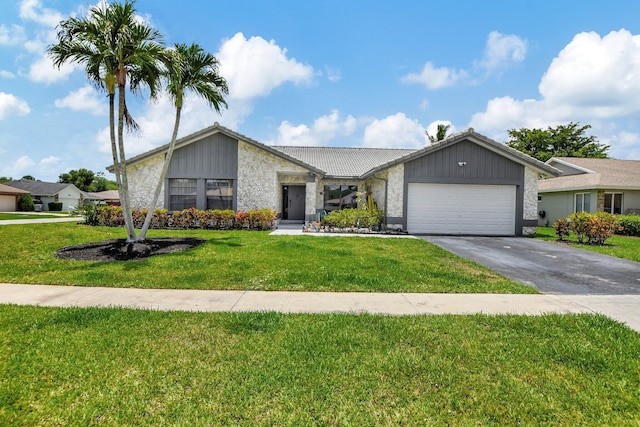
87,206 -> 276,231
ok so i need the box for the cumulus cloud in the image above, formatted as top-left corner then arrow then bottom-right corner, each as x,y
19,0 -> 64,27
217,32 -> 314,100
54,85 -> 107,115
477,31 -> 527,74
425,120 -> 457,140
28,54 -> 76,83
1,155 -> 35,178
0,70 -> 16,79
0,24 -> 26,45
401,62 -> 468,89
0,92 -> 31,119
402,31 -> 526,89
272,110 -> 357,146
363,113 -> 427,148
470,29 -> 640,140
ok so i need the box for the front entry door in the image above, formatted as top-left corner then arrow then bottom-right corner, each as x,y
283,185 -> 305,220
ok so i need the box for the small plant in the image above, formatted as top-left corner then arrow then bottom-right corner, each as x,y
586,212 -> 619,245
80,204 -> 100,226
569,211 -> 591,244
553,218 -> 570,241
17,194 -> 34,211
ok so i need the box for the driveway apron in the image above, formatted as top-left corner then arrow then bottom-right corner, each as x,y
421,236 -> 640,295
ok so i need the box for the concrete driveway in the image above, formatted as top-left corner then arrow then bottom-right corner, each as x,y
421,236 -> 640,295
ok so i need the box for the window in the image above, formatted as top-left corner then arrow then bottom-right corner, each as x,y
574,193 -> 590,212
604,192 -> 623,214
169,179 -> 197,210
206,179 -> 233,210
323,185 -> 358,211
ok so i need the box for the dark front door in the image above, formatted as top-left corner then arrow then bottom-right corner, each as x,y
283,185 -> 305,220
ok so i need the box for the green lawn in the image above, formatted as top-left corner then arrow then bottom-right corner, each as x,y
536,227 -> 640,262
0,223 -> 532,293
0,213 -> 64,220
1,305 -> 638,426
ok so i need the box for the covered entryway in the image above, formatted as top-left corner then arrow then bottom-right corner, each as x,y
407,183 -> 516,235
282,185 -> 305,220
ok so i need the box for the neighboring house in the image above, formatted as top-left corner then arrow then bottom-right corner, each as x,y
538,157 -> 640,226
0,183 -> 30,212
88,190 -> 120,206
119,123 -> 559,236
4,179 -> 100,211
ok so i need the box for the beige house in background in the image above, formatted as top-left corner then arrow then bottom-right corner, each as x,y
537,157 -> 640,226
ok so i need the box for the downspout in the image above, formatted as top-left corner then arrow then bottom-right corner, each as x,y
371,173 -> 388,229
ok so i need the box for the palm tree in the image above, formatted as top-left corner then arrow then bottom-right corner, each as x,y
427,123 -> 451,143
48,0 -> 165,241
138,43 -> 228,239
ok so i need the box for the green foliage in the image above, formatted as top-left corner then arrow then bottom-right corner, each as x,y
321,192 -> 383,230
90,206 -> 275,230
569,211 -> 592,244
617,215 -> 640,237
79,204 -> 101,226
506,122 -> 609,162
48,202 -> 63,212
553,218 -> 570,241
427,123 -> 451,143
17,194 -> 34,211
0,176 -> 12,183
58,169 -> 116,192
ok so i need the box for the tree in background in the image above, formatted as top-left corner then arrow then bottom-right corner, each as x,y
49,0 -> 166,241
0,177 -> 12,184
138,43 -> 228,239
506,122 -> 609,162
58,169 -> 117,192
426,123 -> 451,143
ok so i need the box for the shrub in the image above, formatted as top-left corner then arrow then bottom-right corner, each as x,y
17,194 -> 34,211
80,204 -> 100,226
617,215 -> 640,237
586,212 -> 619,245
48,202 -> 63,211
569,211 -> 591,244
553,218 -> 570,241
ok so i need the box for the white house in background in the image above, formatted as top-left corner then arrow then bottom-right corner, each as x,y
537,157 -> 640,226
4,179 -> 100,211
118,123 -> 559,236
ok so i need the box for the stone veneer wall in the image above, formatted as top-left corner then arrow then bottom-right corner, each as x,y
523,167 -> 539,235
237,140 -> 309,213
126,153 -> 164,210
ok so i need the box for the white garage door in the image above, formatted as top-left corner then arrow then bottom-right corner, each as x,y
407,183 -> 516,235
0,195 -> 16,211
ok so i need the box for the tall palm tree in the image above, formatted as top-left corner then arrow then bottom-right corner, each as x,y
48,0 -> 165,241
427,123 -> 451,143
138,43 -> 228,239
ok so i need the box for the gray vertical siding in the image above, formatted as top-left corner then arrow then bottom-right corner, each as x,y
165,132 -> 238,210
403,140 -> 526,235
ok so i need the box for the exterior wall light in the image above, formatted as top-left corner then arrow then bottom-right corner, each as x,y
458,161 -> 467,167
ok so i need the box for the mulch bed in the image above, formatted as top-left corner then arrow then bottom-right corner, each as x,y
55,237 -> 207,262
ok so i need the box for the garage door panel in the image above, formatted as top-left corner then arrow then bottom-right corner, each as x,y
407,183 -> 515,235
0,195 -> 16,211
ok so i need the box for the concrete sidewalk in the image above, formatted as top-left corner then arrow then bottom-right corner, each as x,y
2,283 -> 639,332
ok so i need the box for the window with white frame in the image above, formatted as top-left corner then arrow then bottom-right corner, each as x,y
604,192 -> 623,214
574,193 -> 590,212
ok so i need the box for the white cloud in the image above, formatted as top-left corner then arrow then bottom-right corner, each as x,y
272,110 -> 357,146
0,92 -> 31,119
28,54 -> 76,83
0,70 -> 16,79
19,0 -> 64,28
1,155 -> 35,178
324,65 -> 341,82
363,113 -> 427,148
477,31 -> 527,73
0,24 -> 26,45
217,32 -> 314,101
401,62 -> 467,89
54,85 -> 107,115
607,131 -> 640,159
470,29 -> 640,142
425,120 -> 457,140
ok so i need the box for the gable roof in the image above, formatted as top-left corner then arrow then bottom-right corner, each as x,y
270,146 -> 416,178
0,183 -> 29,195
539,157 -> 640,192
5,179 -> 76,196
119,124 -> 560,180
362,128 -> 560,178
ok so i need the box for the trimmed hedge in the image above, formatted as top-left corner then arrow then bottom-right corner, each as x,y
48,202 -> 63,211
617,215 -> 640,237
81,205 -> 276,231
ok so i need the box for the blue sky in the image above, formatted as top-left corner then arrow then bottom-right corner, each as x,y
2,0 -> 640,182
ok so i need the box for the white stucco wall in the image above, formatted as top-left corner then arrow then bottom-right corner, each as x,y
126,154 -> 164,210
237,141 -> 309,212
523,167 -> 539,235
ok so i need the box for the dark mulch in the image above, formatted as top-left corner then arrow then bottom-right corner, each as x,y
55,237 -> 207,262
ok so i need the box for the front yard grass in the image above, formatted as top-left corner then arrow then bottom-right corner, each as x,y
1,305 -> 638,425
0,213 -> 63,220
536,227 -> 640,262
0,223 -> 532,293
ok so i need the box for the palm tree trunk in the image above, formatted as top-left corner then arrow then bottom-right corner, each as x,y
117,83 -> 137,241
138,104 -> 182,240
